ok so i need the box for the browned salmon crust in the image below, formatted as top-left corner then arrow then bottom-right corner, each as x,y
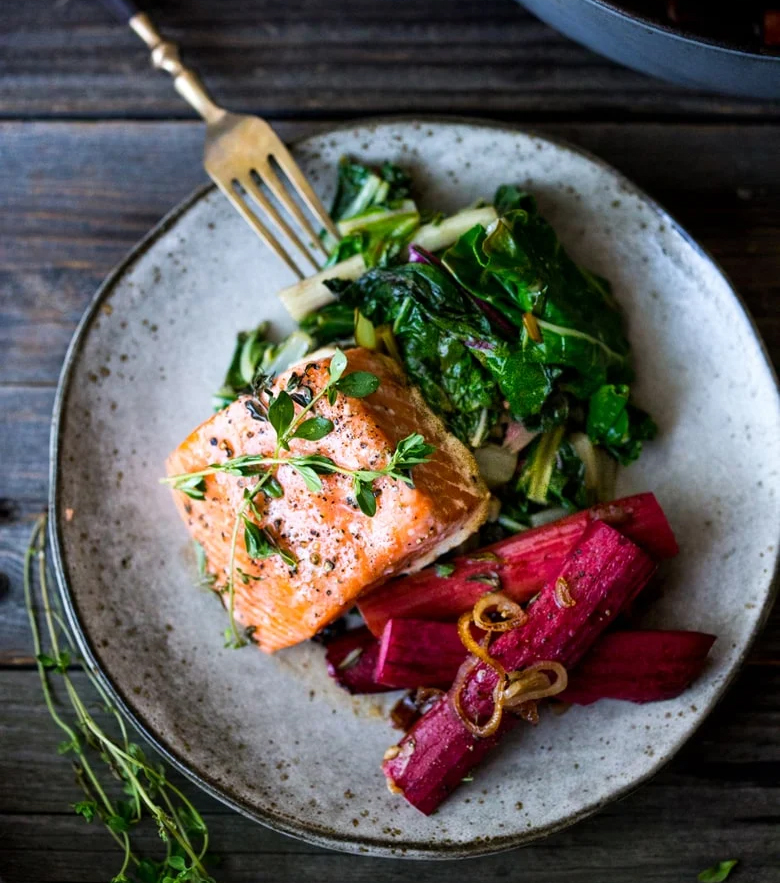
166,348 -> 490,652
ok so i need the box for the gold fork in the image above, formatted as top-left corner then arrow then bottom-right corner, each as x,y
100,0 -> 339,278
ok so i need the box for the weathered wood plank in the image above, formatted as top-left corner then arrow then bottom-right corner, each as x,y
2,812 -> 777,883
0,669 -> 777,882
1,121 -> 778,385
2,0 -> 778,121
0,120 -> 317,385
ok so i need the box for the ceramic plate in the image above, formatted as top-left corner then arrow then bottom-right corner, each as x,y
50,119 -> 780,858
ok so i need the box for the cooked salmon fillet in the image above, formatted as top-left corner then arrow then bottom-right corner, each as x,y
166,348 -> 490,652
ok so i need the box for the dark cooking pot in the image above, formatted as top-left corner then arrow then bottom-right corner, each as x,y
517,0 -> 780,99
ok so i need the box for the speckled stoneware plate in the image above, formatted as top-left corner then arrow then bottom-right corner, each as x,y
50,119 -> 780,859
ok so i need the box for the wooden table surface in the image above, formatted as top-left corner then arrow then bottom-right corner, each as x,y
1,1 -> 779,880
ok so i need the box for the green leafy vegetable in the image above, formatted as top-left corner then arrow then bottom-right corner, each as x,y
213,326 -> 314,410
586,383 -> 657,465
435,562 -> 456,578
334,262 -> 506,445
330,157 -> 412,224
442,193 -> 633,406
299,301 -> 355,346
520,425 -> 566,504
325,159 -> 420,268
698,860 -> 738,882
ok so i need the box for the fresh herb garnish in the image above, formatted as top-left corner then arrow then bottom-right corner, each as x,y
698,861 -> 738,882
193,541 -> 216,590
435,562 -> 456,578
25,517 -> 216,883
164,350 -> 434,647
292,416 -> 334,441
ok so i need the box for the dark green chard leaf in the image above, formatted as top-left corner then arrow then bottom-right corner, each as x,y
587,384 -> 657,465
442,192 -> 633,407
330,157 -> 412,223
335,262 -> 505,445
299,301 -> 355,346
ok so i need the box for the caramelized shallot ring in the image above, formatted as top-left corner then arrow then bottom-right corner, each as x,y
503,661 -> 568,708
450,658 -> 506,739
554,577 -> 576,609
472,591 -> 528,632
457,611 -> 507,677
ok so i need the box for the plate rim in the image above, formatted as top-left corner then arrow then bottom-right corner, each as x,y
48,115 -> 780,860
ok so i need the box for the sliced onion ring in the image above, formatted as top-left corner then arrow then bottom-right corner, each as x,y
554,576 -> 576,609
503,661 -> 568,709
472,591 -> 528,632
457,611 -> 507,675
450,658 -> 506,739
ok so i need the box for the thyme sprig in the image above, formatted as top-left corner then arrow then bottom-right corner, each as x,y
163,349 -> 432,649
25,516 -> 216,883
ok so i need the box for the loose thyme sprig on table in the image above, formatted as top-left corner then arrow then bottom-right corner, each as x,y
162,349 -> 435,648
24,516 -> 216,883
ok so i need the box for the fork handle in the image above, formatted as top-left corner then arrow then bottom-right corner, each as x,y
100,0 -> 226,125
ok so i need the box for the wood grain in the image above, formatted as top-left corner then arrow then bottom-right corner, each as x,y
0,670 -> 778,882
3,0 -> 780,121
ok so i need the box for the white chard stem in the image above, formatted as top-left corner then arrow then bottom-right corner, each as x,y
278,205 -> 498,321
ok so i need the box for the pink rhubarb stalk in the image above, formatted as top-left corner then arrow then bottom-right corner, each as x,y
359,492 -> 677,636
559,629 -> 715,705
376,621 -> 714,699
376,619 -> 476,689
382,521 -> 657,814
324,627 -> 386,695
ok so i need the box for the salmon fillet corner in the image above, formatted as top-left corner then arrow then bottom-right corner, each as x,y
166,347 -> 490,652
